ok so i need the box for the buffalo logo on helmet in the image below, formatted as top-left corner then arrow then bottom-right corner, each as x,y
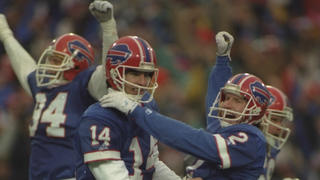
250,81 -> 270,106
107,44 -> 132,65
67,40 -> 92,65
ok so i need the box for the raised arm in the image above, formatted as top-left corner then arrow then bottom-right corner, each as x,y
87,0 -> 119,100
89,0 -> 119,66
205,31 -> 234,132
0,14 -> 36,96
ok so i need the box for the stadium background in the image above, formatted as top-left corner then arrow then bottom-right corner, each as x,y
0,0 -> 319,179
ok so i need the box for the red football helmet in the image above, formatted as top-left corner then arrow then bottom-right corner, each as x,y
208,73 -> 270,127
262,86 -> 293,149
105,36 -> 158,103
36,33 -> 94,87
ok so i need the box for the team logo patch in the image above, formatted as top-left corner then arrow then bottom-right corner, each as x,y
107,44 -> 132,65
68,40 -> 92,65
250,82 -> 269,106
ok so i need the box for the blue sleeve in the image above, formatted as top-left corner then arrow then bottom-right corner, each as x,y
130,106 -> 266,169
130,106 -> 220,163
206,56 -> 232,133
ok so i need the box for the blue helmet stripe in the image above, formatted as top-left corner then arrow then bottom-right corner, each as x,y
232,74 -> 246,84
136,37 -> 151,62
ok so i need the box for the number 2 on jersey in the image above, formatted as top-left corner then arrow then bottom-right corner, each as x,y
228,132 -> 248,145
29,92 -> 68,137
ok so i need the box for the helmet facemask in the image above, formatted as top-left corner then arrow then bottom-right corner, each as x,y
36,47 -> 78,87
262,107 -> 293,150
110,62 -> 159,103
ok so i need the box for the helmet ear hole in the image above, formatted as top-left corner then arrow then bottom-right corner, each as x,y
110,69 -> 117,80
107,68 -> 122,91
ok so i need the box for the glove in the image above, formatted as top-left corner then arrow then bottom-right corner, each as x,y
0,14 -> 13,42
215,31 -> 234,59
89,0 -> 114,23
99,88 -> 139,115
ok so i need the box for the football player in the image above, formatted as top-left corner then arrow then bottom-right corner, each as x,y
75,36 -> 181,180
187,32 -> 293,180
0,1 -> 118,179
259,85 -> 293,180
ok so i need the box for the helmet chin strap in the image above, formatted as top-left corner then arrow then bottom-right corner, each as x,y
220,121 -> 232,127
218,109 -> 243,127
126,93 -> 143,102
219,114 -> 250,127
47,77 -> 69,88
265,136 -> 280,149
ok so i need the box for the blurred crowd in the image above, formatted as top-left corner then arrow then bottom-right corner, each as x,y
0,0 -> 320,179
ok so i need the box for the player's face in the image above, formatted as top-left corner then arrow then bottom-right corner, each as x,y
219,93 -> 247,124
267,115 -> 285,136
124,69 -> 153,95
46,52 -> 64,66
45,53 -> 64,75
48,57 -> 62,65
